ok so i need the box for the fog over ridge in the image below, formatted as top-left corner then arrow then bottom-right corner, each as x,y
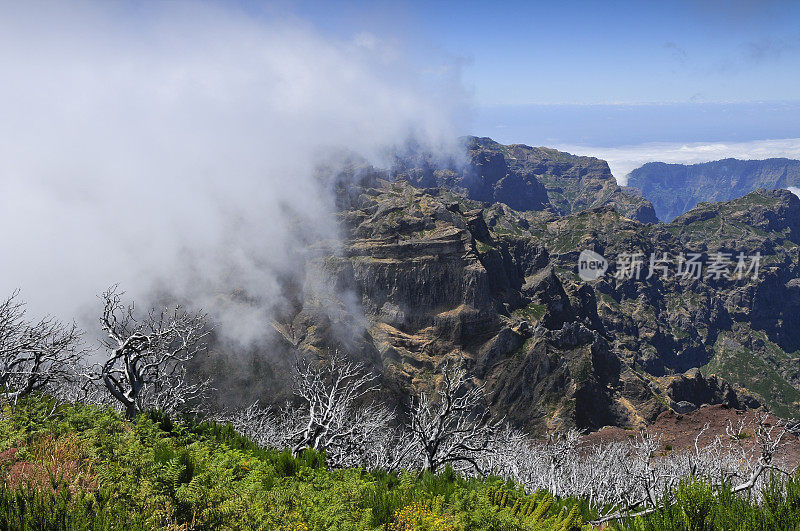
556,138 -> 800,185
0,2 -> 467,347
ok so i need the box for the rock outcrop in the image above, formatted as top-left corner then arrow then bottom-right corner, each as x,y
627,158 -> 800,221
395,137 -> 658,223
524,189 -> 800,418
256,143 -> 800,434
275,176 -> 800,434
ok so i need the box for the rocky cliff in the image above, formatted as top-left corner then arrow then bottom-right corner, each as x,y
248,142 -> 800,435
627,158 -> 800,221
522,188 -> 800,418
278,182 -> 800,434
394,137 -> 658,223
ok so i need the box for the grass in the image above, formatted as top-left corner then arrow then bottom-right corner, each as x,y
512,303 -> 547,322
474,240 -> 495,254
0,395 -> 587,531
703,333 -> 800,418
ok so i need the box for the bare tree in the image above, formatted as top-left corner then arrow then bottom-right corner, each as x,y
215,402 -> 287,449
408,360 -> 501,474
288,352 -> 391,467
51,369 -> 112,407
364,423 -> 420,472
0,290 -> 83,404
588,412 -> 796,526
730,411 -> 791,493
99,286 -> 211,420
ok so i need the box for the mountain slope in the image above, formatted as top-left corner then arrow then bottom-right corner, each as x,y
241,142 -> 800,434
627,158 -> 800,221
394,137 -> 658,223
529,189 -> 800,419
277,180 -> 800,433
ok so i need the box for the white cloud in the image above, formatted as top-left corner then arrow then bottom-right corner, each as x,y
0,2 -> 466,345
556,138 -> 800,185
789,187 -> 800,197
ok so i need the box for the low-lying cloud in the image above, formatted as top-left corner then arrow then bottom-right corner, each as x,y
557,138 -> 800,185
0,2 -> 466,346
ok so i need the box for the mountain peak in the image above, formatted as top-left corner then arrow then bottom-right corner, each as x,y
401,137 -> 657,223
627,157 -> 800,221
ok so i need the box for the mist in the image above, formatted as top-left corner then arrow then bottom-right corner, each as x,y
0,2 -> 466,347
556,138 -> 800,185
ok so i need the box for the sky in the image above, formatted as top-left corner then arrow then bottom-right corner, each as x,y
1,0 -> 799,325
283,0 -> 800,106
0,1 -> 463,331
283,0 -> 800,173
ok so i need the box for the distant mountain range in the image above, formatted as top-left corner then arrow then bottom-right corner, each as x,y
219,137 -> 800,435
626,158 -> 800,221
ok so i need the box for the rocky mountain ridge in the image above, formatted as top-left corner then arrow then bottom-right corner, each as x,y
232,138 -> 800,435
627,157 -> 800,221
394,137 -> 658,224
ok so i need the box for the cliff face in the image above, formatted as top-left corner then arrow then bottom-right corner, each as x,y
627,158 -> 800,221
260,141 -> 800,434
300,181 -> 671,433
511,188 -> 800,419
394,137 -> 658,224
274,177 -> 800,433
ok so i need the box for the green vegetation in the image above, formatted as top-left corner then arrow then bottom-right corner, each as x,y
0,395 -> 587,530
512,303 -> 547,322
598,292 -> 621,309
617,477 -> 800,531
571,354 -> 593,384
704,333 -> 800,418
4,395 -> 800,529
474,240 -> 495,254
490,223 -> 527,238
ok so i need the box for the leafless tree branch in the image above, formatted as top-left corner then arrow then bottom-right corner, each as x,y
407,359 -> 501,475
0,290 -> 84,404
98,285 -> 211,419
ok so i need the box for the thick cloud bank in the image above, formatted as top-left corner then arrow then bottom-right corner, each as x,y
557,138 -> 800,185
0,3 -> 465,344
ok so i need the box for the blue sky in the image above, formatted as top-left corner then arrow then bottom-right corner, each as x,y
283,0 -> 800,106
244,0 -> 800,148
11,0 -> 798,156
1,0 -> 799,318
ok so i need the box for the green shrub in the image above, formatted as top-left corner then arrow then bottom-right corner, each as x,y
0,395 -> 589,530
616,475 -> 800,531
5,395 -> 800,531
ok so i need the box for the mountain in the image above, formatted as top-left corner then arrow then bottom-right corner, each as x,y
394,137 -> 658,224
626,158 -> 800,221
531,188 -> 800,419
210,139 -> 800,435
